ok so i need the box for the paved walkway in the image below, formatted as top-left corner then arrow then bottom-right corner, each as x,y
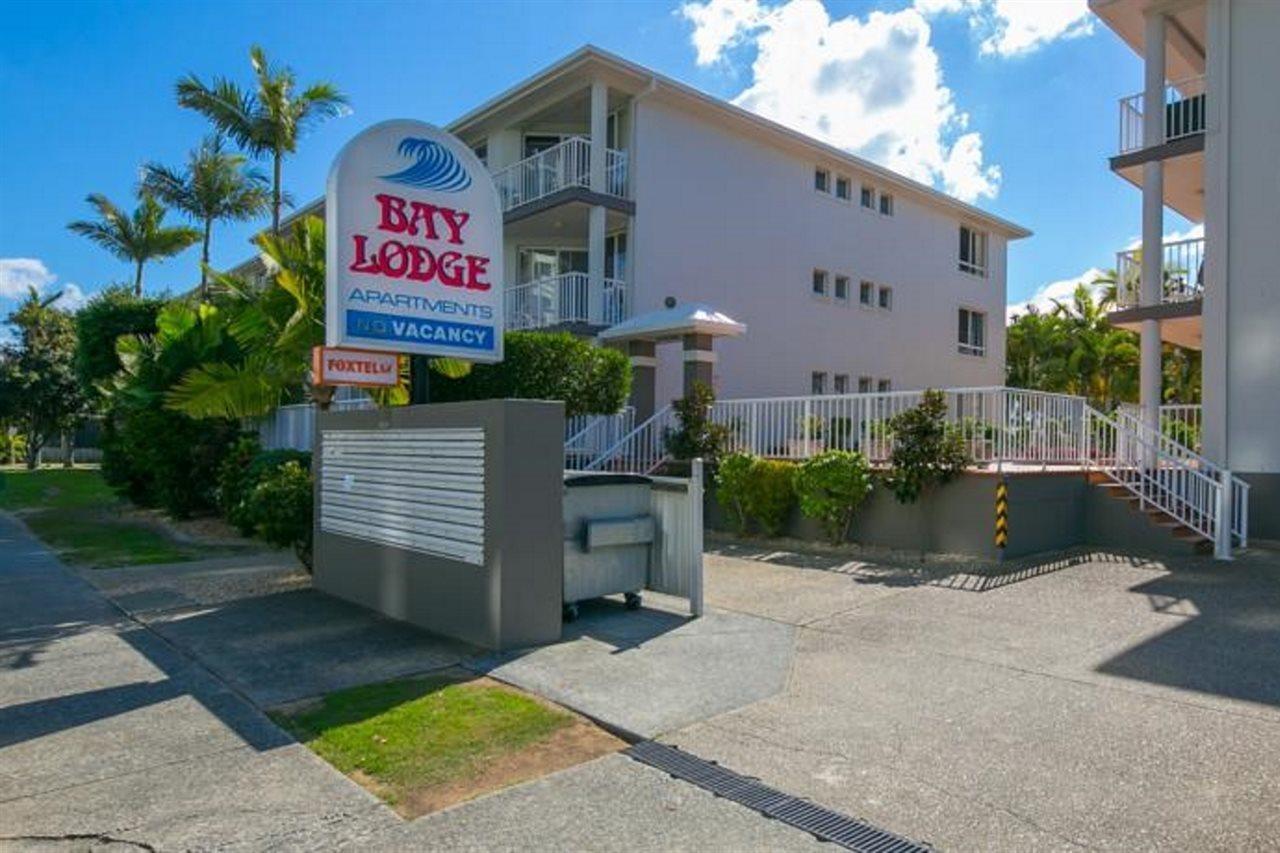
0,514 -> 819,851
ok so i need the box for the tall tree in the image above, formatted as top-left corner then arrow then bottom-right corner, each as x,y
67,194 -> 200,296
176,46 -> 348,234
0,288 -> 85,468
141,135 -> 270,297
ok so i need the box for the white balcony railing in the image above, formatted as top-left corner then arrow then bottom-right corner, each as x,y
1118,76 -> 1206,154
1115,236 -> 1205,307
490,137 -> 629,212
504,273 -> 629,330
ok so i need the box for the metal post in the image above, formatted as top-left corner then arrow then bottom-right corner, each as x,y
995,477 -> 1009,563
410,355 -> 430,404
689,457 -> 705,617
1214,469 -> 1234,560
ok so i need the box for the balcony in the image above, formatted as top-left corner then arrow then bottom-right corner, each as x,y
1117,76 -> 1206,154
504,273 -> 629,331
491,137 -> 629,215
1109,236 -> 1204,350
1114,236 -> 1205,307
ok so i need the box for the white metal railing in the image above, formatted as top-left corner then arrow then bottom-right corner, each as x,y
490,137 -> 629,212
1118,402 -> 1203,452
1118,76 -> 1207,154
257,395 -> 375,451
583,404 -> 676,474
710,387 -> 1087,466
504,273 -> 628,330
564,408 -> 636,469
1115,237 -> 1205,307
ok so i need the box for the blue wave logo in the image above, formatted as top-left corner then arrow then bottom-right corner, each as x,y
379,138 -> 472,192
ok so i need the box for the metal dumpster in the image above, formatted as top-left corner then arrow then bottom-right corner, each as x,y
562,473 -> 655,621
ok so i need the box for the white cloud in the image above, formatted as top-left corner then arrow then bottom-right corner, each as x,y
1007,266 -> 1107,323
917,0 -> 1094,57
679,0 -> 1002,202
0,257 -> 86,314
0,258 -> 57,299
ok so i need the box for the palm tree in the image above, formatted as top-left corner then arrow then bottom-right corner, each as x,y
176,46 -> 348,234
141,135 -> 270,298
68,194 -> 200,296
164,216 -> 406,419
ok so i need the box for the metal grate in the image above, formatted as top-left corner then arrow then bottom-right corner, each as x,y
626,741 -> 930,852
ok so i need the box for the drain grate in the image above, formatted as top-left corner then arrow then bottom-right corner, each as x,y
626,740 -> 930,852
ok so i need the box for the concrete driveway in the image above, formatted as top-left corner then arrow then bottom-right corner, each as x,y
661,542 -> 1280,850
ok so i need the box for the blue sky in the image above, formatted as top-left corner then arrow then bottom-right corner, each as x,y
0,0 -> 1190,324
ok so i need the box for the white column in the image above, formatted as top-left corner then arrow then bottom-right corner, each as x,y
1140,11 -> 1167,435
587,203 -> 606,324
589,80 -> 608,193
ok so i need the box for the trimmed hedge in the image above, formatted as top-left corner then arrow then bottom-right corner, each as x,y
716,452 -> 796,537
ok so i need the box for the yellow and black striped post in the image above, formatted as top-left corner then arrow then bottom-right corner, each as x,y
995,478 -> 1009,560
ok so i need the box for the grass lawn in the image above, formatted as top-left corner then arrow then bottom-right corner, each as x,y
274,674 -> 623,817
0,467 -> 239,568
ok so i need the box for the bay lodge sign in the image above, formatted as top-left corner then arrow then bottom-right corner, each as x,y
325,120 -> 503,362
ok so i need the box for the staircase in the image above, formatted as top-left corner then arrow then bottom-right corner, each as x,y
576,404 -> 675,474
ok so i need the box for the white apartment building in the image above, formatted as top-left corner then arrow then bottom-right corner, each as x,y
245,46 -> 1027,418
1091,0 -> 1280,539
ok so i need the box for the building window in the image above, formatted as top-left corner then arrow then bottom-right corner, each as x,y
879,193 -> 894,216
834,275 -> 850,302
958,308 -> 987,356
472,141 -> 488,167
859,280 -> 874,305
860,185 -> 875,209
835,176 -> 851,200
878,286 -> 893,310
815,168 -> 830,193
877,379 -> 892,393
858,376 -> 873,393
959,225 -> 988,277
834,374 -> 849,394
812,371 -> 828,395
812,269 -> 829,297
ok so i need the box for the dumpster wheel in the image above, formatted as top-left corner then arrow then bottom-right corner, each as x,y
625,592 -> 642,611
563,603 -> 580,623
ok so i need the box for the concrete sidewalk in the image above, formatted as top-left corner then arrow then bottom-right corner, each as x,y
0,514 -> 823,851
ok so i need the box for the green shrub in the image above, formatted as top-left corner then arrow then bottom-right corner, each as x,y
665,381 -> 729,462
715,453 -> 796,537
883,389 -> 971,504
246,461 -> 313,568
743,459 -> 796,537
429,331 -> 630,417
715,453 -> 754,534
792,451 -> 874,544
74,286 -> 164,399
218,442 -> 311,536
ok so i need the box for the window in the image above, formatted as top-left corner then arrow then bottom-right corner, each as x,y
814,168 -> 830,193
523,134 -> 564,158
860,185 -> 875,209
858,376 -> 873,393
958,308 -> 987,356
834,275 -> 850,302
834,374 -> 849,394
812,269 -> 829,297
959,225 -> 988,277
472,141 -> 488,167
811,372 -> 828,395
877,379 -> 892,393
878,286 -> 893,310
835,176 -> 851,200
878,193 -> 894,216
859,280 -> 874,305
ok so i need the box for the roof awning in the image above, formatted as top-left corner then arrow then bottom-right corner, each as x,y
598,302 -> 747,343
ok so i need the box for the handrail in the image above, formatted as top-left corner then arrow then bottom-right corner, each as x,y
504,273 -> 628,330
564,408 -> 636,470
490,137 -> 629,212
1115,237 -> 1205,307
584,404 -> 675,474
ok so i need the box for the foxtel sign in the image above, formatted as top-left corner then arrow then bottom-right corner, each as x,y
325,120 -> 504,362
311,346 -> 400,387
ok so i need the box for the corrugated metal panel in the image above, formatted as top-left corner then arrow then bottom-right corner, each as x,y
319,428 -> 486,565
647,460 -> 704,615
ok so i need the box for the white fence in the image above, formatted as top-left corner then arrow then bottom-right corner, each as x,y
504,273 -> 629,330
490,137 -> 628,212
257,396 -> 375,451
565,408 -> 635,469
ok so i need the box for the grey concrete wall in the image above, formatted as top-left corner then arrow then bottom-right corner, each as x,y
312,400 -> 564,650
708,470 -> 1200,560
1238,472 -> 1280,542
